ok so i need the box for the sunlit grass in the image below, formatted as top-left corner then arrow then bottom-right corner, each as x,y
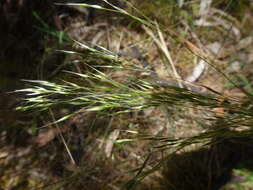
15,0 -> 253,189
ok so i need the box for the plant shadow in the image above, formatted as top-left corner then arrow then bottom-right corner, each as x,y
162,131 -> 253,190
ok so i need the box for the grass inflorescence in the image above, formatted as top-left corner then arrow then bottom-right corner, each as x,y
15,0 -> 253,189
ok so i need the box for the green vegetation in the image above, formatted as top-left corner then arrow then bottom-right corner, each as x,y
1,0 -> 253,189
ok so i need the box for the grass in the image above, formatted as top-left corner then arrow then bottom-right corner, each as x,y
16,45 -> 253,189
33,11 -> 70,44
14,0 -> 253,189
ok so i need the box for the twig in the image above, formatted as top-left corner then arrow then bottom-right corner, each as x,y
49,109 -> 77,166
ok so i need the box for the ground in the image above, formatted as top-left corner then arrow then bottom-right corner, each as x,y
1,0 -> 253,189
